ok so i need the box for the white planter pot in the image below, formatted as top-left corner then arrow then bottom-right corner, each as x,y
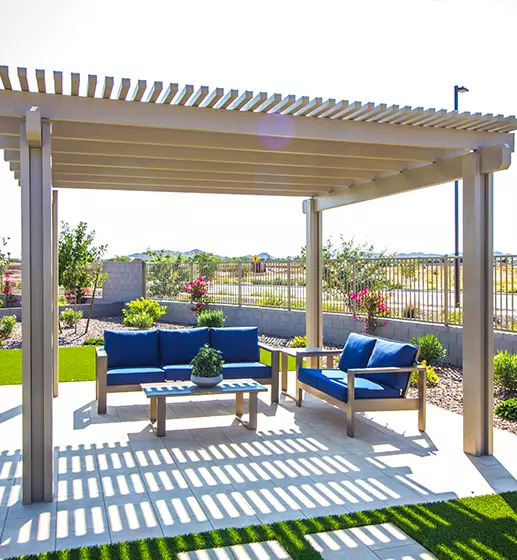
190,373 -> 223,388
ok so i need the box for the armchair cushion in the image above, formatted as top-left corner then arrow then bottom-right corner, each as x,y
159,328 -> 209,366
104,330 -> 159,369
163,364 -> 193,381
299,368 -> 400,401
210,327 -> 260,363
106,366 -> 164,386
365,338 -> 419,391
338,333 -> 377,372
222,362 -> 272,380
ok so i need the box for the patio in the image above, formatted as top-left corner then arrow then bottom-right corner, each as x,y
1,380 -> 517,558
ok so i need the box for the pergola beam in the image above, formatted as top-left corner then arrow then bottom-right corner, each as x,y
0,90 -> 512,151
314,144 -> 512,211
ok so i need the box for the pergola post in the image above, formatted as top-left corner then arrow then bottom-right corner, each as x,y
462,152 -> 494,456
21,108 -> 54,503
52,190 -> 59,398
304,199 -> 323,360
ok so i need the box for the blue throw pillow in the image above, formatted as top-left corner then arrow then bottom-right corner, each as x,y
104,330 -> 159,369
209,327 -> 260,363
365,338 -> 418,391
338,333 -> 377,372
159,328 -> 210,366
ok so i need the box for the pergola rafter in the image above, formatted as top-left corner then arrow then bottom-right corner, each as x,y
0,65 -> 515,504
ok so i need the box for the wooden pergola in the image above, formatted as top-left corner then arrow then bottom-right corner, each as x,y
0,66 -> 515,504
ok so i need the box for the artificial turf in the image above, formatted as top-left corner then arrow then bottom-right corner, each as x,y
0,347 -> 96,385
7,492 -> 517,560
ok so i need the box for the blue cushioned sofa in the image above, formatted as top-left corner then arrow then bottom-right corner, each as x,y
294,333 -> 426,437
96,327 -> 279,413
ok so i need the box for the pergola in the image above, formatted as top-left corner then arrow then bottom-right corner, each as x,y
0,66 -> 515,504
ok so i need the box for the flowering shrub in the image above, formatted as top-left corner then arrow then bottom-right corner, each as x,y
349,287 -> 391,334
184,277 -> 210,315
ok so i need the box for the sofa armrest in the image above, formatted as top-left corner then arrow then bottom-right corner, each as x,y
348,366 -> 424,375
258,342 -> 279,404
258,341 -> 278,353
293,348 -> 342,358
96,347 -> 108,413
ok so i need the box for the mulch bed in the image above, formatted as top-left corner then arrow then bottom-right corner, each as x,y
4,316 -> 516,434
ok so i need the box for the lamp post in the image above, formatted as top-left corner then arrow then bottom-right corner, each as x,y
454,85 -> 469,308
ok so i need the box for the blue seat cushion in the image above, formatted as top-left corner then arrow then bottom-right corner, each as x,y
163,364 -> 193,381
364,338 -> 419,391
106,367 -> 164,386
104,330 -> 159,369
159,328 -> 209,366
210,327 -> 260,363
338,333 -> 377,372
298,368 -> 400,401
222,362 -> 272,380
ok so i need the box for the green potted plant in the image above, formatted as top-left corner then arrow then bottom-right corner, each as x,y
190,344 -> 224,388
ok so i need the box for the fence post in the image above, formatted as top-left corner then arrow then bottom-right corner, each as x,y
189,262 -> 194,282
351,260 -> 357,313
287,261 -> 292,310
238,262 -> 243,306
443,255 -> 449,326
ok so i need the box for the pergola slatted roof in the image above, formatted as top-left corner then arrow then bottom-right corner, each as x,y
0,65 -> 515,200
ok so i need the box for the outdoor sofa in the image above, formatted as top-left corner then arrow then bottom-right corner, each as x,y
96,326 -> 279,413
294,333 -> 426,437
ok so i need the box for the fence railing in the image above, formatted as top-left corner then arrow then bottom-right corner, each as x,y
145,255 -> 517,333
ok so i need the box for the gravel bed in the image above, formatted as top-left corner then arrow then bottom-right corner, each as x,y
3,317 -> 516,434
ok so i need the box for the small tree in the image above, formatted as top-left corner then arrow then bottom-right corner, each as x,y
184,277 -> 210,315
146,250 -> 189,299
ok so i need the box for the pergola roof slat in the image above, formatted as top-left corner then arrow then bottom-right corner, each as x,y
202,87 -> 224,108
282,96 -> 310,115
214,89 -> 238,109
330,101 -> 362,119
53,71 -> 63,95
306,99 -> 336,118
132,80 -> 147,102
0,66 -> 12,90
228,90 -> 253,111
87,75 -> 97,98
17,67 -> 29,91
145,81 -> 163,103
354,103 -> 388,122
117,78 -> 131,100
318,100 -> 349,119
71,72 -> 80,96
241,92 -> 267,112
161,83 -> 179,104
102,77 -> 114,99
188,86 -> 209,107
294,97 -> 323,117
269,95 -> 296,114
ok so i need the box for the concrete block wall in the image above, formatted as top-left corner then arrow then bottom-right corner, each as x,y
160,301 -> 517,367
102,261 -> 145,303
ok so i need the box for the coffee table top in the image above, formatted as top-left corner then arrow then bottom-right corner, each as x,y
141,379 -> 268,398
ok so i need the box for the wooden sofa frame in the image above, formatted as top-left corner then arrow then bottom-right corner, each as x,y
292,343 -> 426,438
96,342 -> 280,414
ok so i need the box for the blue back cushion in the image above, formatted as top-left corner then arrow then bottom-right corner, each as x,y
365,338 -> 419,391
210,327 -> 259,363
338,333 -> 377,372
104,330 -> 159,369
159,328 -> 209,366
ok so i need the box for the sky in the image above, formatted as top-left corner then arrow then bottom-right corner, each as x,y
1,0 -> 516,258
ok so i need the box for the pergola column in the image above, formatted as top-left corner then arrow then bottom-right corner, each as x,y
21,108 -> 54,503
304,199 -> 323,358
462,152 -> 494,456
53,190 -> 59,398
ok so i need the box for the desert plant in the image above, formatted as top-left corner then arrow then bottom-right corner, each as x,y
410,334 -> 447,364
495,398 -> 517,421
122,297 -> 166,327
403,304 -> 420,319
146,250 -> 190,300
82,337 -> 104,346
493,350 -> 517,392
197,309 -> 226,328
190,344 -> 224,378
60,309 -> 83,328
0,315 -> 17,347
410,360 -> 439,387
184,277 -> 210,315
291,335 -> 307,348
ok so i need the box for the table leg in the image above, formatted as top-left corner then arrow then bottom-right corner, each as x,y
235,392 -> 244,418
156,397 -> 166,437
150,397 -> 157,423
248,392 -> 258,430
281,353 -> 288,393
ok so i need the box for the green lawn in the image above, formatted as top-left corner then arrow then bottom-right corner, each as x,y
0,347 -> 288,386
5,492 -> 516,559
0,347 -> 96,385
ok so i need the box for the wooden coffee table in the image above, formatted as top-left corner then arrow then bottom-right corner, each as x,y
141,379 -> 268,436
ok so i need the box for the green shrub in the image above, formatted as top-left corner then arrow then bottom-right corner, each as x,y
197,309 -> 226,328
60,308 -> 83,328
190,344 -> 224,378
122,297 -> 166,327
494,350 -> 517,392
58,294 -> 68,305
447,306 -> 463,325
410,360 -> 439,387
258,291 -> 285,307
495,398 -> 517,421
82,337 -> 104,346
291,335 -> 306,348
0,315 -> 17,346
410,334 -> 447,364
